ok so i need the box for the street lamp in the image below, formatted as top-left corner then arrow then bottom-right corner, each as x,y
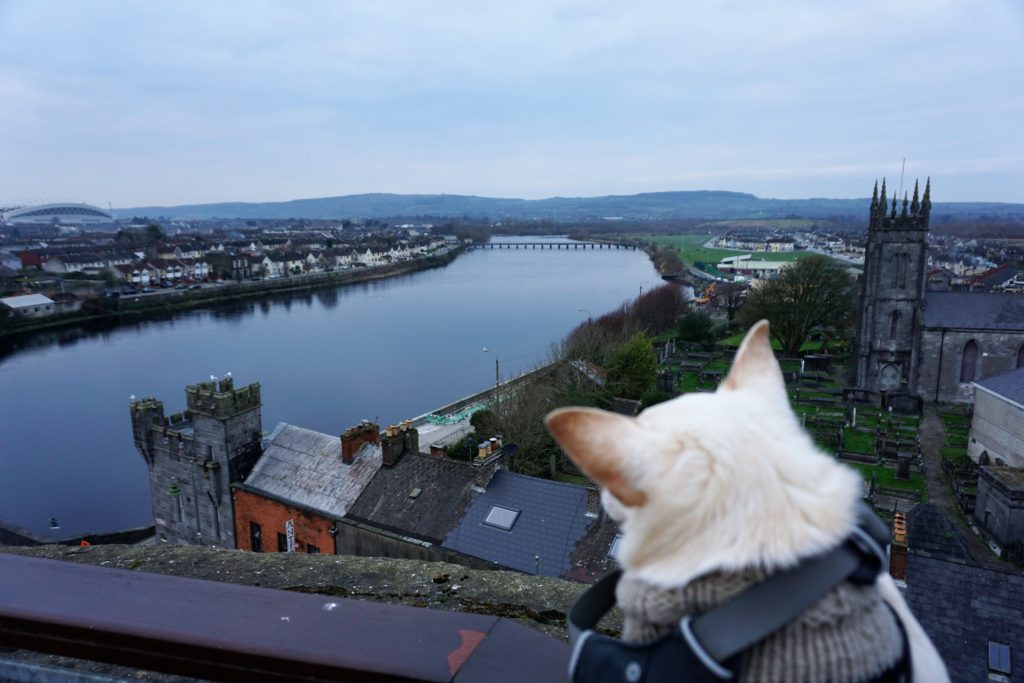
577,308 -> 591,322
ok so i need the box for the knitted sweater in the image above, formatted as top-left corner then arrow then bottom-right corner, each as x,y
617,569 -> 904,683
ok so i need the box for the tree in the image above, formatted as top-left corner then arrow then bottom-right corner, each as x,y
677,310 -> 716,344
606,332 -> 658,400
738,255 -> 856,354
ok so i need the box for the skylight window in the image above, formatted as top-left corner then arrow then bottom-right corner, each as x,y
483,505 -> 519,531
608,534 -> 623,562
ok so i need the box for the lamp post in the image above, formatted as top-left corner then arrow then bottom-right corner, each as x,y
577,308 -> 591,323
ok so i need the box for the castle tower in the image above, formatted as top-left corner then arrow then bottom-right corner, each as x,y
130,377 -> 262,546
854,178 -> 931,395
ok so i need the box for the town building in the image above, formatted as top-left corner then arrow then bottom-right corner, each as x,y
132,377 -> 616,579
855,179 -> 1024,403
0,293 -> 56,319
969,367 -> 1024,467
130,377 -> 263,546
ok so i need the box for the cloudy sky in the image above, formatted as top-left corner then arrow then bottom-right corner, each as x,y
1,1 -> 1022,207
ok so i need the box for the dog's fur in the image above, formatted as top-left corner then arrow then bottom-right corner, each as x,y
546,320 -> 948,683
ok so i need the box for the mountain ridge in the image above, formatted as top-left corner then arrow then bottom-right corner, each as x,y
118,190 -> 1024,221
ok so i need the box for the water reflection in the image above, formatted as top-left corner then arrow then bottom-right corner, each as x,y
0,238 -> 663,536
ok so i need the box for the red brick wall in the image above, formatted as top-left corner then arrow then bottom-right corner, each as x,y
233,489 -> 335,554
341,425 -> 380,464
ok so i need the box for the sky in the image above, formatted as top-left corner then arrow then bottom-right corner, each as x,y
1,1 -> 1023,207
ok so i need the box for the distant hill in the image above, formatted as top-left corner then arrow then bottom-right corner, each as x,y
118,191 -> 1024,222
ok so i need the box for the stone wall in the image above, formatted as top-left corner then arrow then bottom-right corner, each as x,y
968,389 -> 1024,467
0,543 -> 607,641
974,467 -> 1024,546
917,328 -> 1024,403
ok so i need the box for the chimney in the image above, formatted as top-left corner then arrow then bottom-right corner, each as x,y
889,512 -> 908,582
585,483 -> 601,518
473,437 -> 507,490
429,443 -> 448,459
340,422 -> 380,465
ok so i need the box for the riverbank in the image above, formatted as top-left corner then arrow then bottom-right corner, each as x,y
0,247 -> 461,339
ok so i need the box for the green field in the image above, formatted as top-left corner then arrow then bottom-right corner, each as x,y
635,233 -> 842,269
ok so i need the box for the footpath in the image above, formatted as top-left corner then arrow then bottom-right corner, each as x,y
918,406 -> 1006,570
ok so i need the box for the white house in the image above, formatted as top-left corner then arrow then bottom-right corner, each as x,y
1,293 -> 56,319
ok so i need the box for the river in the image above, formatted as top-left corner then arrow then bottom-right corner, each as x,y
0,236 -> 662,538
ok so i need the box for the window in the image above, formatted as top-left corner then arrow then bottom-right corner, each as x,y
250,522 -> 262,552
608,534 -> 623,562
482,505 -> 519,531
960,340 -> 979,383
277,532 -> 288,552
1017,345 -> 1024,369
306,544 -> 320,554
889,310 -> 901,341
988,641 -> 1011,681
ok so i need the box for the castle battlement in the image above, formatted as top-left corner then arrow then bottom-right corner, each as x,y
185,377 -> 261,419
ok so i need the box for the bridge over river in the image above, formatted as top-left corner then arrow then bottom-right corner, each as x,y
467,241 -> 637,250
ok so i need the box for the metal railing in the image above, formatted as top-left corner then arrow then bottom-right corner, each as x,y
0,554 -> 568,682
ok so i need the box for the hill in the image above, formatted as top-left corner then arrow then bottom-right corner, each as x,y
119,190 -> 1024,222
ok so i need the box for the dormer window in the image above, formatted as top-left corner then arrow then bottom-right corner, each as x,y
483,505 -> 519,531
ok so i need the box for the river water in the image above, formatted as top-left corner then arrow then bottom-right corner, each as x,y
0,237 -> 662,537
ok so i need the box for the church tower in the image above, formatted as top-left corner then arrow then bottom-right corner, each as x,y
854,178 -> 931,395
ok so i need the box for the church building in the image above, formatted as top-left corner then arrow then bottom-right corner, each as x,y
855,179 -> 1024,403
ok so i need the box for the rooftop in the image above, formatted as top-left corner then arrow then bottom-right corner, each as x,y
905,551 -> 1024,682
922,292 -> 1024,331
0,293 -> 54,308
241,422 -> 381,518
442,470 -> 595,577
975,367 -> 1024,407
348,452 -> 477,543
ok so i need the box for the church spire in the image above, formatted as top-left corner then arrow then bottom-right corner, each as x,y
921,177 -> 932,217
879,178 -> 888,218
891,194 -> 898,219
901,191 -> 909,217
910,180 -> 920,215
871,180 -> 879,210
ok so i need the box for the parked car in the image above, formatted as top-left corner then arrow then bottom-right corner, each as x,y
141,287 -> 155,293
189,284 -> 202,290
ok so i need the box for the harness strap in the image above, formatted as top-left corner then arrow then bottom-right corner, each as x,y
694,506 -> 888,663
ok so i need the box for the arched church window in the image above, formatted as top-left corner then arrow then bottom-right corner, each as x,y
1017,345 -> 1024,369
890,310 -> 901,340
960,340 -> 979,383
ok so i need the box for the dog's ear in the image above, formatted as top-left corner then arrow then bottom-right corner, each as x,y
544,407 -> 648,507
721,319 -> 786,398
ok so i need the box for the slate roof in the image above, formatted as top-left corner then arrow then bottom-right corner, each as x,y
975,367 -> 1024,407
905,552 -> 1024,683
442,470 -> 595,577
347,453 -> 477,543
563,516 -> 620,583
922,292 -> 1024,331
905,503 -> 971,561
242,422 -> 382,518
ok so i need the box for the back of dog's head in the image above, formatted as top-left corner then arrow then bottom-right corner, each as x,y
546,320 -> 861,586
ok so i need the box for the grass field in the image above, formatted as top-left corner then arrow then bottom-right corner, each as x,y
635,233 -> 829,268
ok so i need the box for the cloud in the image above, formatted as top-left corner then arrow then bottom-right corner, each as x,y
0,0 -> 1022,204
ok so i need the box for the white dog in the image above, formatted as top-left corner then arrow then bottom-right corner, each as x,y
546,320 -> 947,683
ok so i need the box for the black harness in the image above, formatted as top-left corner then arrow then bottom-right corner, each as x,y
567,504 -> 912,682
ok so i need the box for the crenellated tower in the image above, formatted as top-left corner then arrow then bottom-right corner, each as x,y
130,377 -> 262,546
855,178 -> 931,396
